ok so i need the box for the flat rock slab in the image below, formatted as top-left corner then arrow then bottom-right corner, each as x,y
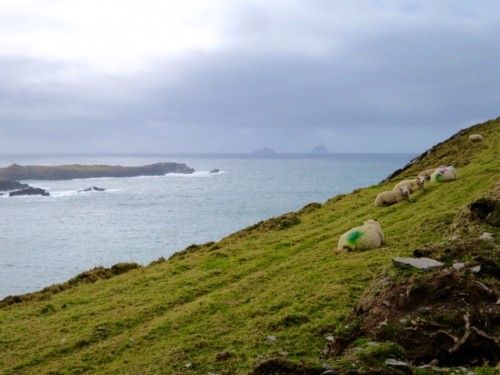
392,257 -> 444,271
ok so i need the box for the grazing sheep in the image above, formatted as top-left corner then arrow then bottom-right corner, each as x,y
393,176 -> 425,194
430,166 -> 457,182
336,219 -> 384,252
469,133 -> 484,142
375,186 -> 412,207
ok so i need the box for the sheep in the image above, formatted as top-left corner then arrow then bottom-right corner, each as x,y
418,168 -> 437,181
418,166 -> 446,181
375,186 -> 412,207
336,219 -> 384,252
469,133 -> 484,142
393,176 -> 425,194
430,166 -> 457,182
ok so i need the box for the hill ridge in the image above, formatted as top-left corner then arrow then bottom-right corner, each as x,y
0,118 -> 498,374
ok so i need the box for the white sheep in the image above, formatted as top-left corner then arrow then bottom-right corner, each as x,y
375,186 -> 412,207
418,166 -> 446,181
418,168 -> 437,181
336,219 -> 384,252
469,134 -> 484,142
430,166 -> 457,182
393,176 -> 425,194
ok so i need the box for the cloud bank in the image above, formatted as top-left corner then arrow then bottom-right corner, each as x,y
0,1 -> 498,154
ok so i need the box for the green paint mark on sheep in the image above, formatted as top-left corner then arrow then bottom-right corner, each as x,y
347,230 -> 364,245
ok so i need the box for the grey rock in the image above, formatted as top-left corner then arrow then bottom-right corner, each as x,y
470,265 -> 481,273
0,179 -> 29,191
385,358 -> 409,368
79,186 -> 106,192
9,187 -> 50,197
209,169 -> 220,173
453,262 -> 466,271
393,257 -> 444,270
479,232 -> 494,241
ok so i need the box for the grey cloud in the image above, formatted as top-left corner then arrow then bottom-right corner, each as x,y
1,1 -> 499,153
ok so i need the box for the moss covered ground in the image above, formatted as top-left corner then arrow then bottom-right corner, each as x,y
0,118 -> 498,374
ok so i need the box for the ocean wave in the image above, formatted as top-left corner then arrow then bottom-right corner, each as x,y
163,170 -> 226,178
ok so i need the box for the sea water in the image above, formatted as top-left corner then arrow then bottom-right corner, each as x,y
0,153 -> 414,298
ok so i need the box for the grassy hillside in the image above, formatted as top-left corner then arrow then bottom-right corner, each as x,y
0,118 -> 498,374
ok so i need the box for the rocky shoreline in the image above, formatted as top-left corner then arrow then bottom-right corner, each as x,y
0,162 -> 195,197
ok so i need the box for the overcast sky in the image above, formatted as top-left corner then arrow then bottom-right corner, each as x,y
0,1 -> 498,154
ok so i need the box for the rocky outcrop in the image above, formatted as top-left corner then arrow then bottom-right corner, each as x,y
252,147 -> 276,155
310,144 -> 329,154
0,162 -> 194,180
9,187 -> 50,197
78,187 -> 106,192
0,179 -> 29,191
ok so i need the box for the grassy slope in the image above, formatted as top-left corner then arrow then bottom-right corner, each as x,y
0,119 -> 498,374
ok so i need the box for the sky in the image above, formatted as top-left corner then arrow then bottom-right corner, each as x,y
0,0 -> 499,154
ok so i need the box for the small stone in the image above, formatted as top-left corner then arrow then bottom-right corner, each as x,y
470,265 -> 481,273
325,336 -> 335,342
479,232 -> 494,241
266,335 -> 276,342
185,363 -> 192,369
393,257 -> 444,271
60,338 -> 67,344
279,351 -> 289,356
382,300 -> 391,307
496,298 -> 500,305
453,262 -> 465,271
321,371 -> 338,375
385,359 -> 409,369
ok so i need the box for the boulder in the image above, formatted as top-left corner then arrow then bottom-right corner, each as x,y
210,169 -> 220,174
9,187 -> 50,197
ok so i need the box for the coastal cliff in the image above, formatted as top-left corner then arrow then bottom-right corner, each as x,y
0,162 -> 194,180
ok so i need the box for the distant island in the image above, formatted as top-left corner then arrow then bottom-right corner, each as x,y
310,144 -> 329,154
251,147 -> 276,155
0,162 -> 194,181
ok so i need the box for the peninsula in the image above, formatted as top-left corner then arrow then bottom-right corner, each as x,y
0,162 -> 194,181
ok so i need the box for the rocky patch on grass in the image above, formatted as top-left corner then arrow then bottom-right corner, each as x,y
324,236 -> 499,373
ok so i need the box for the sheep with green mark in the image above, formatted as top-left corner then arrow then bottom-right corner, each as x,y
430,166 -> 457,182
336,219 -> 384,252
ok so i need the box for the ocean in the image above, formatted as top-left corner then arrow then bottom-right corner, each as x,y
0,153 -> 414,298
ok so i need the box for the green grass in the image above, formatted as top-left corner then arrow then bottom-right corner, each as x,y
0,118 -> 498,374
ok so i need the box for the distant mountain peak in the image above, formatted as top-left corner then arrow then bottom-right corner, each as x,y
252,147 -> 276,155
310,144 -> 329,154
